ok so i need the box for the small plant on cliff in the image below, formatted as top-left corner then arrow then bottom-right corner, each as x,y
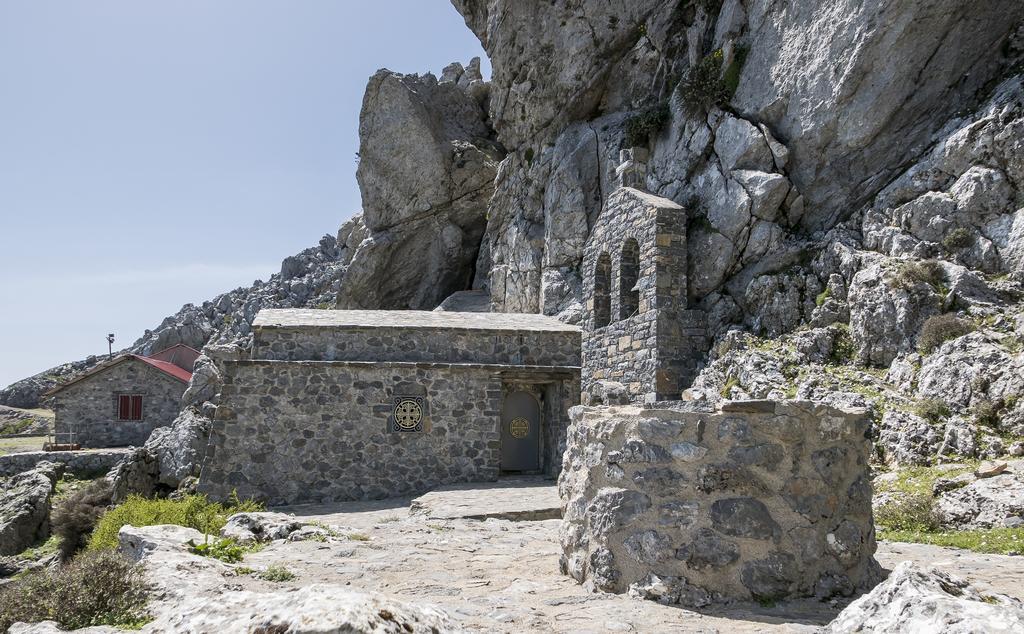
674,48 -> 735,114
893,259 -> 946,293
828,324 -> 856,365
720,375 -> 741,399
942,227 -> 973,251
624,103 -> 671,147
917,314 -> 974,354
913,398 -> 951,425
0,550 -> 149,631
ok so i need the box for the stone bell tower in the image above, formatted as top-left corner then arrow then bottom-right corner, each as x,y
580,149 -> 708,403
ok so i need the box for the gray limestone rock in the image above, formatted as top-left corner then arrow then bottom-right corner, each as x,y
0,462 -> 60,555
220,512 -> 305,544
935,468 -> 1024,530
825,562 -> 1024,634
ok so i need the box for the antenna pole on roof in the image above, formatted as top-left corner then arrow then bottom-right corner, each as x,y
107,333 -> 115,359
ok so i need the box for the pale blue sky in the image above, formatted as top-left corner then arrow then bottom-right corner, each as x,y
0,1 -> 489,388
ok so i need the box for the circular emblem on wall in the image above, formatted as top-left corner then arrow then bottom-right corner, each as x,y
509,417 -> 530,439
394,399 -> 423,430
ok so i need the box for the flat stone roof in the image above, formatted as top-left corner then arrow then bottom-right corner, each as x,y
253,309 -> 581,333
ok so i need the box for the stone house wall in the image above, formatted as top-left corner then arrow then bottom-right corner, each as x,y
201,360 -> 579,505
559,400 -> 879,605
581,187 -> 708,402
253,325 -> 580,367
53,359 -> 186,448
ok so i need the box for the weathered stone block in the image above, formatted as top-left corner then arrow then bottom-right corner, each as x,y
558,401 -> 879,605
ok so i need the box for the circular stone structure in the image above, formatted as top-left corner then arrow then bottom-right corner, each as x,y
558,400 -> 881,606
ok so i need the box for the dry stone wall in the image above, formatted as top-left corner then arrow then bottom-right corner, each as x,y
559,400 -> 879,605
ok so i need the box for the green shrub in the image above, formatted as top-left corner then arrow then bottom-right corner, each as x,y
189,536 -> 248,563
259,564 -> 296,582
879,527 -> 1024,555
51,478 -> 113,560
828,324 -> 856,364
917,314 -> 974,354
874,491 -> 941,533
88,493 -> 263,552
914,398 -> 951,424
893,259 -> 946,292
973,398 -> 1003,429
0,550 -> 149,631
942,227 -> 973,251
624,103 -> 671,147
676,49 -> 729,114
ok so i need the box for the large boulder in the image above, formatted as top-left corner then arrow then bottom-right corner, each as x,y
935,464 -> 1024,529
335,63 -> 503,311
109,406 -> 212,502
825,561 -> 1024,633
0,462 -> 60,555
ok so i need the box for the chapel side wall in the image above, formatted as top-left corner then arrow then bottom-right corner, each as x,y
54,361 -> 185,448
200,361 -> 504,505
253,326 -> 580,367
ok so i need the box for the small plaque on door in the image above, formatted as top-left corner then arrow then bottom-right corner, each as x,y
509,417 -> 530,439
390,396 -> 425,433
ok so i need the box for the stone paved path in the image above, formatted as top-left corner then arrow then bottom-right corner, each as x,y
254,480 -> 1024,633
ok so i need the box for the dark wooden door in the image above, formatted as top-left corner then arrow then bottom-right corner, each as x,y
501,390 -> 541,471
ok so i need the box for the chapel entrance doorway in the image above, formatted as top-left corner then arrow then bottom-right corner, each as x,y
500,390 -> 541,472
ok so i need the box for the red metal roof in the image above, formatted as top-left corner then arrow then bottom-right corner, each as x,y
147,344 -> 201,372
133,355 -> 193,383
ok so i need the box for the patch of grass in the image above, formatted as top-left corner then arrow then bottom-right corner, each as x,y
347,532 -> 371,542
879,527 -> 1024,556
814,287 -> 831,308
973,399 -> 1003,429
15,535 -> 60,563
918,314 -> 974,354
259,564 -> 295,582
0,550 -> 150,631
88,492 -> 263,552
378,515 -> 401,523
942,227 -> 973,251
624,103 -> 671,147
308,521 -> 340,537
720,375 -> 741,399
234,566 -> 256,576
914,398 -> 951,424
0,418 -> 34,435
875,491 -> 941,532
426,524 -> 454,533
875,464 -> 975,497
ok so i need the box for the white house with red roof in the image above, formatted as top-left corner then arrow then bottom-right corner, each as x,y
45,344 -> 198,448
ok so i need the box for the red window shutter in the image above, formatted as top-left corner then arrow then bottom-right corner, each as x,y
119,395 -> 131,420
131,395 -> 143,421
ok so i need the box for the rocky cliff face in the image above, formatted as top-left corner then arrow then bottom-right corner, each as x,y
5,1 -> 1024,469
